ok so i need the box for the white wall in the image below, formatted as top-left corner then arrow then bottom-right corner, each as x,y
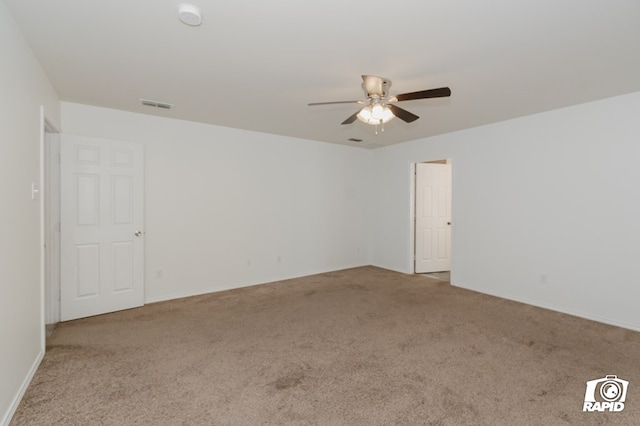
0,2 -> 60,425
61,103 -> 371,302
3,4 -> 639,419
370,91 -> 640,331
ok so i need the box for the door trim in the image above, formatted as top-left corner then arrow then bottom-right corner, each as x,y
409,162 -> 416,273
44,129 -> 61,325
40,107 -> 60,335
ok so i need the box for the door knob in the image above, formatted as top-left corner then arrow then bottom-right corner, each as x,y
135,231 -> 143,237
447,222 -> 451,225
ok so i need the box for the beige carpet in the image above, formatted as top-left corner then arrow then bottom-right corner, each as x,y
12,266 -> 640,425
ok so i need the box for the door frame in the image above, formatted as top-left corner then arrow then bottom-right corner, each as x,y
40,107 -> 61,341
409,159 -> 453,276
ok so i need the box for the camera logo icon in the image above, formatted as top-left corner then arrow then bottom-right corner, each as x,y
583,375 -> 629,412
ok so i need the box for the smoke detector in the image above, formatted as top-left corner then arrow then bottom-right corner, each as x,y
178,4 -> 202,26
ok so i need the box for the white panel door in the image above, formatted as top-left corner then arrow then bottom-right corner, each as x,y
60,135 -> 144,321
415,162 -> 451,273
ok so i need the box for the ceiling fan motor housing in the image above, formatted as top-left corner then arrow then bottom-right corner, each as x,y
362,75 -> 392,98
308,75 -> 451,128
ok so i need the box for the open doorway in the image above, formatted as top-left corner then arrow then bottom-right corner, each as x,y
412,159 -> 452,278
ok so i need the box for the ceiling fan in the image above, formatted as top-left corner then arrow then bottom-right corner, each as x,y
308,75 -> 451,131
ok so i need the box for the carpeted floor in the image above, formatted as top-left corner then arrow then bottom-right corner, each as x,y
12,266 -> 640,425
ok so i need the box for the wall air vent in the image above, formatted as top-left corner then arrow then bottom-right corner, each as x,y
139,98 -> 173,109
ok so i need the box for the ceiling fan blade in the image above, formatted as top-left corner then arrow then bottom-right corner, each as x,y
362,75 -> 391,98
308,100 -> 362,106
394,87 -> 451,102
341,110 -> 361,125
388,104 -> 419,123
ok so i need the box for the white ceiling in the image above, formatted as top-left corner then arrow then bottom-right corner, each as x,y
6,0 -> 640,148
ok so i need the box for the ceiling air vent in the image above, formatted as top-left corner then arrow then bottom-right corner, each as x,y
139,98 -> 173,109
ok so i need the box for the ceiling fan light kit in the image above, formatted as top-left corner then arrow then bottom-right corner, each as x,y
357,104 -> 394,125
309,75 -> 452,134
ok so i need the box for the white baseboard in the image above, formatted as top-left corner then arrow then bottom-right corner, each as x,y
1,349 -> 44,426
451,282 -> 640,332
144,278 -> 267,305
145,264 -> 369,305
144,273 -> 323,305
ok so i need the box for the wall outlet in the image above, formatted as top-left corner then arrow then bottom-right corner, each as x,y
156,269 -> 163,279
247,259 -> 252,266
276,255 -> 282,263
539,274 -> 548,284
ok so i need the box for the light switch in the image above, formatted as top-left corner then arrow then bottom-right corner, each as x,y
31,183 -> 40,200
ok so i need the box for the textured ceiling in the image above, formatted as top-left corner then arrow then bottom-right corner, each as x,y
6,0 -> 640,148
